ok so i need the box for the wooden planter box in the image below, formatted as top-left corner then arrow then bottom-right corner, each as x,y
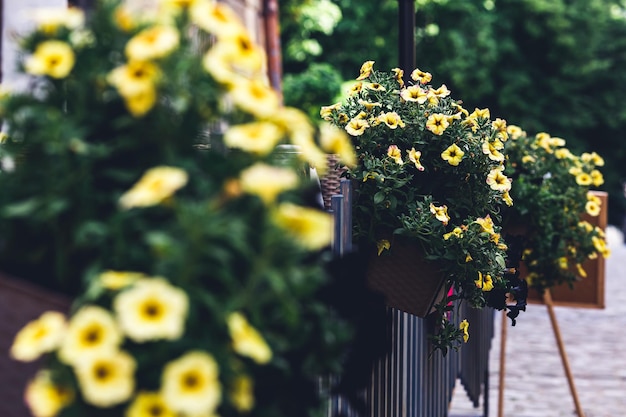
0,273 -> 71,417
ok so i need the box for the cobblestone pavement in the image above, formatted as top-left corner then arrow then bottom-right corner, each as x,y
449,226 -> 626,417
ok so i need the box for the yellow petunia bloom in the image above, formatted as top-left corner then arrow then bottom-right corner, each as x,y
581,151 -> 605,167
190,0 -> 245,39
377,239 -> 391,256
590,169 -> 604,186
125,25 -> 180,61
320,102 -> 341,120
126,391 -> 176,417
429,203 -> 450,225
575,172 -> 592,186
319,122 -> 357,167
124,86 -> 158,117
486,167 -> 512,192
347,81 -> 363,96
74,350 -> 136,407
107,60 -> 160,98
468,108 -> 490,120
119,166 -> 188,209
223,121 -> 283,155
441,143 -> 465,166
113,277 -> 189,342
400,85 -> 428,103
474,271 -> 494,292
229,78 -> 280,118
391,67 -> 404,87
227,312 -> 272,364
474,215 -> 495,234
202,34 -> 266,85
558,257 -> 568,270
31,7 -> 84,34
555,148 -> 574,159
410,68 -> 432,84
58,306 -> 122,366
521,155 -> 536,164
506,124 -> 525,139
408,147 -> 425,171
357,99 -> 382,111
378,111 -> 405,129
230,375 -> 255,412
575,263 -> 587,278
492,118 -> 508,139
24,370 -> 74,417
585,200 -> 601,217
98,270 -> 147,290
459,319 -> 470,343
430,84 -> 451,98
25,41 -> 75,79
161,350 -> 222,415
11,311 -> 67,362
482,140 -> 505,162
443,227 -> 463,240
426,113 -> 449,135
356,60 -> 375,80
239,163 -> 299,205
345,116 -> 370,136
273,203 -> 332,250
365,82 -> 386,91
592,236 -> 610,258
502,191 -> 514,207
387,145 -> 404,165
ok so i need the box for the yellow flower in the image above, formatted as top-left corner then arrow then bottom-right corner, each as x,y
229,79 -> 280,118
441,144 -> 465,166
113,277 -> 189,342
592,236 -> 610,258
581,151 -> 605,166
506,124 -> 525,139
410,68 -> 432,84
126,391 -> 176,417
273,203 -> 332,250
492,118 -> 508,139
161,351 -> 222,415
590,169 -> 604,186
429,203 -> 450,225
425,114 -> 449,135
400,85 -> 428,103
430,84 -> 451,98
474,215 -> 495,234
202,34 -> 265,84
239,163 -> 299,205
474,271 -> 494,292
558,257 -> 568,270
58,306 -> 122,366
11,311 -> 66,362
378,111 -> 405,129
585,200 -> 601,217
345,116 -> 370,136
24,370 -> 73,417
443,227 -> 463,240
320,102 -> 341,120
223,121 -> 283,155
123,86 -> 158,117
376,239 -> 390,256
319,122 -> 357,167
555,148 -> 574,159
356,60 -> 375,80
521,155 -> 536,164
347,81 -> 363,96
74,350 -> 136,407
391,67 -> 404,87
575,263 -> 587,278
230,375 -> 255,412
575,172 -> 592,186
25,41 -> 75,79
119,166 -> 188,209
98,270 -> 147,290
107,60 -> 160,98
468,108 -> 490,119
387,145 -> 404,165
125,25 -> 180,61
408,147 -> 425,171
31,7 -> 84,34
482,140 -> 505,162
459,319 -> 469,343
227,312 -> 272,364
465,253 -> 473,262
191,0 -> 246,39
502,191 -> 513,207
365,82 -> 386,91
486,167 -> 512,192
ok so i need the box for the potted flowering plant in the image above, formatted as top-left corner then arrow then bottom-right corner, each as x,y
502,126 -> 610,293
2,1 -> 365,416
321,61 -> 526,353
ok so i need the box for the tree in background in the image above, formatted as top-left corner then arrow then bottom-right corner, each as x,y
280,0 -> 626,224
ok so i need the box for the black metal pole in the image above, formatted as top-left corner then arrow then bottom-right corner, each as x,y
398,0 -> 415,74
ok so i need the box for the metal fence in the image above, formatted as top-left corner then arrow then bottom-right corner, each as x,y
327,179 -> 494,417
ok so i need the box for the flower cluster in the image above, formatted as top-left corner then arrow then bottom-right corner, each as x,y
502,126 -> 610,291
2,1 -> 358,416
321,61 -> 524,352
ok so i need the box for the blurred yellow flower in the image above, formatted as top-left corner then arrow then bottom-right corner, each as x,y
107,60 -> 160,98
99,270 -> 147,290
190,0 -> 245,39
161,350 -> 222,415
24,370 -> 73,417
230,375 -> 255,412
202,35 -> 265,85
459,319 -> 469,343
376,239 -> 390,255
119,166 -> 188,209
585,200 -> 601,216
443,227 -> 463,240
113,278 -> 189,342
126,391 -> 176,417
224,121 -> 283,155
441,143 -> 465,166
239,163 -> 299,205
125,25 -> 180,61
581,151 -> 605,166
227,312 -> 272,364
474,271 -> 494,292
74,350 -> 136,407
575,172 -> 592,186
229,79 -> 280,118
25,41 -> 75,79
273,203 -> 333,250
31,7 -> 84,34
425,113 -> 449,135
124,87 -> 158,117
319,122 -> 357,167
11,311 -> 66,362
590,169 -> 604,186
58,306 -> 122,366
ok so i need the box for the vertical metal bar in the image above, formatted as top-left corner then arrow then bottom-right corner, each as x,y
340,179 -> 352,252
398,0 -> 415,74
331,194 -> 344,257
263,0 -> 283,101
